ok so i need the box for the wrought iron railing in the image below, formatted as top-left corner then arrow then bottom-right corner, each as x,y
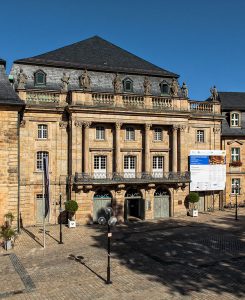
74,171 -> 190,184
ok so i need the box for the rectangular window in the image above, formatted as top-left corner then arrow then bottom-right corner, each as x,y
196,130 -> 204,143
231,178 -> 240,194
231,148 -> 240,162
38,124 -> 48,139
36,151 -> 49,171
124,156 -> 136,169
36,194 -> 43,200
94,156 -> 106,170
154,128 -> 162,141
125,127 -> 135,141
153,156 -> 163,169
96,126 -> 105,140
231,113 -> 239,127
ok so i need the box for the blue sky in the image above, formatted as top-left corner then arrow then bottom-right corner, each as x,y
1,0 -> 245,99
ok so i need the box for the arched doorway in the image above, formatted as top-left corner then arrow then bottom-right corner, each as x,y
125,188 -> 144,220
93,190 -> 112,222
154,187 -> 170,218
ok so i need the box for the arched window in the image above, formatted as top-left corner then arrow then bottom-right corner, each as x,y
231,112 -> 240,127
123,78 -> 133,92
160,81 -> 169,95
34,70 -> 46,86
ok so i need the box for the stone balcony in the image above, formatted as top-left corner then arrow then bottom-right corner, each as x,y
73,171 -> 190,186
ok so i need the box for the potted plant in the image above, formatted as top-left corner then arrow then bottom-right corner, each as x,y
229,161 -> 242,167
65,200 -> 78,228
188,192 -> 199,217
0,221 -> 16,251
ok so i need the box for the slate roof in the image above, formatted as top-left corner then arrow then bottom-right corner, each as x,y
0,63 -> 23,106
14,36 -> 178,77
0,58 -> 6,67
219,92 -> 245,110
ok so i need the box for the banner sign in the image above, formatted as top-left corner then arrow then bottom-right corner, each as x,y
190,150 -> 226,191
43,157 -> 50,218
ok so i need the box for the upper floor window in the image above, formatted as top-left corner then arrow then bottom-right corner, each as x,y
160,81 -> 169,95
123,78 -> 133,93
96,126 -> 105,140
38,124 -> 48,139
231,178 -> 240,194
34,70 -> 46,86
231,147 -> 240,162
231,112 -> 240,127
196,130 -> 204,143
125,127 -> 135,141
154,128 -> 162,141
36,151 -> 48,171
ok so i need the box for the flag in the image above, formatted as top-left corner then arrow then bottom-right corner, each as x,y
43,156 -> 50,218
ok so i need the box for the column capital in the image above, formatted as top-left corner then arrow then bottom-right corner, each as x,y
145,123 -> 152,130
179,125 -> 187,132
59,121 -> 68,129
83,121 -> 92,128
74,120 -> 83,128
115,122 -> 123,130
172,124 -> 179,131
213,127 -> 221,134
20,120 -> 26,128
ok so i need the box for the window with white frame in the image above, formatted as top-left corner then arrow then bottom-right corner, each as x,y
36,151 -> 48,171
196,130 -> 204,143
231,148 -> 240,162
125,127 -> 135,141
124,156 -> 136,169
153,156 -> 163,169
38,124 -> 48,139
94,155 -> 106,170
96,126 -> 105,140
154,128 -> 162,141
231,112 -> 240,127
231,178 -> 240,194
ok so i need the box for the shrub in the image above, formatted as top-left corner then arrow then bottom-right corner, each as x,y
65,200 -> 78,213
0,225 -> 16,241
188,192 -> 199,204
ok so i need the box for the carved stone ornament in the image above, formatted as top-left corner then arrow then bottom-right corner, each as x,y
17,69 -> 27,89
79,69 -> 91,90
172,124 -> 179,131
210,85 -> 218,101
181,82 -> 188,98
74,120 -> 83,128
213,127 -> 221,134
60,72 -> 70,92
145,123 -> 152,131
116,122 -> 122,130
59,121 -> 68,129
143,76 -> 151,95
19,120 -> 26,128
179,125 -> 187,132
113,73 -> 122,94
83,121 -> 92,128
170,78 -> 179,97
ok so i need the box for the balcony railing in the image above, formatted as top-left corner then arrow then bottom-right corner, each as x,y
74,171 -> 190,185
189,101 -> 213,113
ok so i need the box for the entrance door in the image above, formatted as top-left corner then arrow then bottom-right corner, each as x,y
197,193 -> 205,212
94,156 -> 107,179
125,189 -> 144,220
154,189 -> 170,218
152,156 -> 163,178
124,156 -> 136,178
93,190 -> 111,222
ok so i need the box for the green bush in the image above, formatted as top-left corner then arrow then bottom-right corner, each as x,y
0,225 -> 16,241
188,192 -> 199,204
65,200 -> 78,213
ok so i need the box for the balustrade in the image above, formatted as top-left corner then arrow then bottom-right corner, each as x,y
26,91 -> 60,103
152,97 -> 173,109
122,95 -> 144,108
92,93 -> 115,105
189,101 -> 213,113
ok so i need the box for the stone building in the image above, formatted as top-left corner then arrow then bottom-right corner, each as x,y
220,92 -> 245,205
5,36 -> 223,226
0,59 -> 24,226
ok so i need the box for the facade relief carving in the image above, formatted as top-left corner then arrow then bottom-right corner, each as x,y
83,121 -> 92,128
115,122 -> 122,130
213,127 -> 221,134
145,123 -> 152,131
74,120 -> 83,128
59,121 -> 68,129
19,120 -> 26,128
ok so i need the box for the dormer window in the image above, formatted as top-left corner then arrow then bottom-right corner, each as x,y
123,78 -> 133,93
34,70 -> 46,86
160,81 -> 169,95
231,112 -> 240,127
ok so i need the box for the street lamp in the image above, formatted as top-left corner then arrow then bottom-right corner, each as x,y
98,207 -> 117,284
58,193 -> 64,244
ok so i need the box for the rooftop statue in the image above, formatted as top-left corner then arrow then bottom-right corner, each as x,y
80,69 -> 91,90
170,78 -> 179,97
17,69 -> 27,89
60,72 -> 70,92
181,82 -> 188,98
113,73 -> 122,94
143,76 -> 151,95
210,85 -> 218,101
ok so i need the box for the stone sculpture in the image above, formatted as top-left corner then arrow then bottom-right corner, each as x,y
60,72 -> 70,92
143,76 -> 151,95
113,73 -> 122,94
79,69 -> 91,90
181,82 -> 188,98
210,85 -> 218,101
170,78 -> 179,97
17,69 -> 27,89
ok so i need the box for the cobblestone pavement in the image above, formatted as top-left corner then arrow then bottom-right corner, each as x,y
0,209 -> 244,299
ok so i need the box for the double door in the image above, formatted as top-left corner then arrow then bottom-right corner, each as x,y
152,156 -> 163,178
124,156 -> 136,178
94,156 -> 107,179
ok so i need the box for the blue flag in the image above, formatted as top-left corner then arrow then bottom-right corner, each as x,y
43,157 -> 50,218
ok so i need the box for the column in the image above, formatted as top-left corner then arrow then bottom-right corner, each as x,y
83,121 -> 91,174
145,123 -> 151,174
74,120 -> 83,174
178,125 -> 186,173
172,125 -> 178,172
115,122 -> 122,173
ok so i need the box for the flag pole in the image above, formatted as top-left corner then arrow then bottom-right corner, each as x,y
42,159 -> 46,249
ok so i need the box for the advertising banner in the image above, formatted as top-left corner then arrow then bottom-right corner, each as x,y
190,150 -> 226,191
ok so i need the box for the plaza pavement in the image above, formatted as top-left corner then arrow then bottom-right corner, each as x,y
0,209 -> 244,300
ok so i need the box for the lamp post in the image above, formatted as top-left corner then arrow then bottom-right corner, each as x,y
98,207 -> 117,285
58,193 -> 64,244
